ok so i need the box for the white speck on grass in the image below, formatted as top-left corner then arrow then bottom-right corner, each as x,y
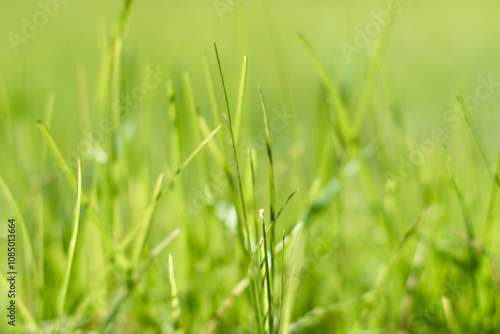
215,200 -> 238,229
259,209 -> 264,220
93,145 -> 108,164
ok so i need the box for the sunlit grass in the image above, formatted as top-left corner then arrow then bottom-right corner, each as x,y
0,0 -> 500,333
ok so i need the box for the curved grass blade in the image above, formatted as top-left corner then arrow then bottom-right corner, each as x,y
214,41 -> 264,331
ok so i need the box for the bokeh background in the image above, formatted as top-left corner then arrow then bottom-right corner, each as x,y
1,0 -> 500,333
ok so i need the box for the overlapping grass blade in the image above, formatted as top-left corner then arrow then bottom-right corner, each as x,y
484,151 -> 500,248
214,41 -> 264,331
37,120 -> 77,192
234,56 -> 248,141
259,86 -> 277,284
202,277 -> 250,334
260,210 -> 273,333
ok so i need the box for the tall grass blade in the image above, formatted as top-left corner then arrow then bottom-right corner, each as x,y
260,210 -> 273,333
259,86 -> 277,284
55,159 -> 82,331
169,253 -> 183,331
130,173 -> 164,263
234,56 -> 248,141
37,120 -> 77,192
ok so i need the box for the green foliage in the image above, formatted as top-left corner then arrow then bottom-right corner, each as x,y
1,0 -> 500,333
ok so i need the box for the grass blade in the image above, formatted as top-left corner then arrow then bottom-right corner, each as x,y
297,33 -> 350,141
350,2 -> 396,137
266,189 -> 299,234
444,146 -> 475,239
214,42 -> 264,331
234,56 -> 248,142
37,119 -> 77,192
0,176 -> 36,274
442,296 -> 458,333
260,210 -> 273,333
278,230 -> 285,332
126,122 -> 222,261
214,42 -> 253,254
259,86 -> 277,284
484,151 -> 500,248
130,172 -> 165,263
55,159 -> 82,331
203,54 -> 222,124
169,253 -> 183,331
202,277 -> 250,334
102,229 -> 180,330
374,208 -> 429,289
183,72 -> 203,145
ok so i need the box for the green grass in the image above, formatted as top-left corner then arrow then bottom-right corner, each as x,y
1,0 -> 500,333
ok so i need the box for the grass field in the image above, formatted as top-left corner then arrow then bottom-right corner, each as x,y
1,0 -> 500,333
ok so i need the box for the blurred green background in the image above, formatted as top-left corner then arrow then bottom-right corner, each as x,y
1,0 -> 500,333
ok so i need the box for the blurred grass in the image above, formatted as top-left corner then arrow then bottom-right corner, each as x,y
1,0 -> 500,333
